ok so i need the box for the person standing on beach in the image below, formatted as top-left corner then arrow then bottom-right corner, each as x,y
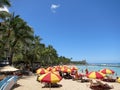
85,68 -> 89,75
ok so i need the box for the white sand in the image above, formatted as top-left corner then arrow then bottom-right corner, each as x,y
13,75 -> 120,90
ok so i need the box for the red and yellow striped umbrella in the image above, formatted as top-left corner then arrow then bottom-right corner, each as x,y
61,68 -> 71,73
46,67 -> 53,71
54,66 -> 61,71
86,71 -> 105,79
36,68 -> 48,74
100,68 -> 115,74
116,77 -> 120,83
51,71 -> 60,75
51,68 -> 58,72
71,66 -> 78,71
38,72 -> 62,83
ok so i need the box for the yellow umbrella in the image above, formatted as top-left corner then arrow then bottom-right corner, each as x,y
71,66 -> 78,71
61,68 -> 71,73
100,68 -> 115,74
46,67 -> 53,71
87,71 -> 105,79
116,77 -> 120,83
36,68 -> 48,74
51,71 -> 60,76
38,72 -> 62,90
38,72 -> 62,83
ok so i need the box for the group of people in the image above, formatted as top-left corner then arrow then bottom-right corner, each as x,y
59,68 -> 89,81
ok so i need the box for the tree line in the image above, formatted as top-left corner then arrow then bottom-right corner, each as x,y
0,0 -> 87,68
0,0 -> 71,67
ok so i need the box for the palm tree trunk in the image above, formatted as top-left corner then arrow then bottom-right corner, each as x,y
9,50 -> 14,65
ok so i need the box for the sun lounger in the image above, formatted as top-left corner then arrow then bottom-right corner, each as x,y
90,79 -> 114,90
102,78 -> 116,82
63,73 -> 72,79
81,76 -> 90,83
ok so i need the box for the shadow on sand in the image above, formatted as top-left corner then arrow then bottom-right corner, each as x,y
42,83 -> 62,88
12,83 -> 21,89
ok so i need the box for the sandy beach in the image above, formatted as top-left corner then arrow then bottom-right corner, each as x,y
13,75 -> 120,90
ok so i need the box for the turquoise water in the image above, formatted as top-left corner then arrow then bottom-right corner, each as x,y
76,64 -> 120,77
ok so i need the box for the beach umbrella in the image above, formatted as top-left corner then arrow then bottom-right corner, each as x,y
54,66 -> 61,71
100,68 -> 115,74
62,65 -> 68,69
51,71 -> 60,75
38,72 -> 62,90
51,68 -> 58,72
116,77 -> 120,83
61,68 -> 71,73
38,72 -> 62,83
70,66 -> 78,75
71,66 -> 78,71
0,65 -> 19,72
46,67 -> 53,71
86,71 -> 105,79
36,68 -> 48,74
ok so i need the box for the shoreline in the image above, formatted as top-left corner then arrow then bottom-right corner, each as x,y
75,63 -> 120,67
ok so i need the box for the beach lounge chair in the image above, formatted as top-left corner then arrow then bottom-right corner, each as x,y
90,79 -> 114,90
63,72 -> 72,79
72,73 -> 82,80
102,76 -> 116,82
102,78 -> 116,82
81,76 -> 90,83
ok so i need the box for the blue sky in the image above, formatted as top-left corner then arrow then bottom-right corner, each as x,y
9,0 -> 120,63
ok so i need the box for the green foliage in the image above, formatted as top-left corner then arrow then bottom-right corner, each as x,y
0,0 -> 11,7
0,1 -> 83,67
71,60 -> 88,65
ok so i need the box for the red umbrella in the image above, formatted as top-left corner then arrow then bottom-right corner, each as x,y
36,68 -> 48,74
61,68 -> 71,73
46,67 -> 53,71
71,66 -> 78,71
38,72 -> 62,90
100,68 -> 115,74
86,71 -> 105,79
38,72 -> 62,83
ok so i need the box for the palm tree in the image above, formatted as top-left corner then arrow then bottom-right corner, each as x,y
25,35 -> 43,64
0,0 -> 11,19
41,45 -> 58,66
0,0 -> 11,7
1,14 -> 34,65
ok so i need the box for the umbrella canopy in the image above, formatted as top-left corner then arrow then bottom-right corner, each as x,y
38,72 -> 62,83
100,68 -> 115,74
71,66 -> 78,71
116,77 -> 120,83
54,66 -> 61,71
51,68 -> 59,72
36,68 -> 48,74
0,65 -> 19,72
86,71 -> 105,79
51,71 -> 60,75
61,68 -> 71,73
46,67 -> 53,71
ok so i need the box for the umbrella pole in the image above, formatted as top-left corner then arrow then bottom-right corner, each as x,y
49,83 -> 51,90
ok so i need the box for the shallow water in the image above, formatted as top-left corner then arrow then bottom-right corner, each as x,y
76,64 -> 120,77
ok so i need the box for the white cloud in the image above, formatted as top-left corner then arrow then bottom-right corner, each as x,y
51,4 -> 60,13
0,6 -> 9,12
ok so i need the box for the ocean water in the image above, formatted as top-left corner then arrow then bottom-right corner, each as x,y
76,63 -> 120,77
